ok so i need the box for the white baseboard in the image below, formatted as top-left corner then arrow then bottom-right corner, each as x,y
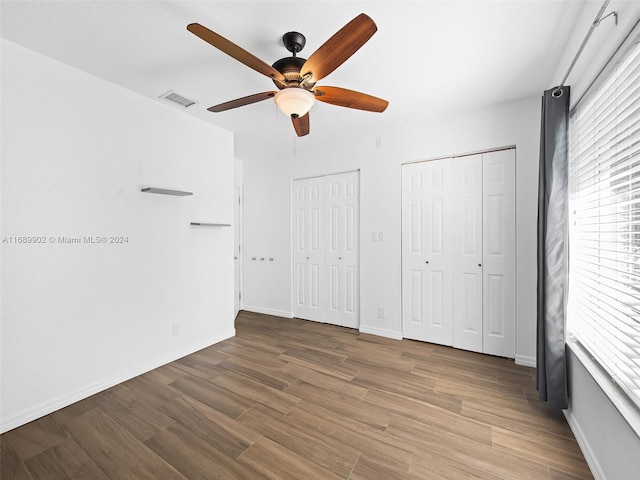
564,408 -> 606,480
242,305 -> 293,319
515,354 -> 536,368
359,324 -> 403,340
0,329 -> 235,434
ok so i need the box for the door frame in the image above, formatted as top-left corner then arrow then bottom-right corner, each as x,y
234,183 -> 243,318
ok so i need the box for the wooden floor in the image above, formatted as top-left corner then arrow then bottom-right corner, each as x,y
1,311 -> 592,480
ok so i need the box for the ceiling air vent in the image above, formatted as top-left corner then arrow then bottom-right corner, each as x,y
159,90 -> 197,108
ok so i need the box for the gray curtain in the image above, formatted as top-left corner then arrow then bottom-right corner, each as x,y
537,86 -> 570,409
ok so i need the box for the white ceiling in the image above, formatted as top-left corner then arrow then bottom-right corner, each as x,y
1,1 -> 586,156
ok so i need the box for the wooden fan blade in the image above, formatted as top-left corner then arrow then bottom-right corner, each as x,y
314,86 -> 388,112
207,91 -> 277,112
301,13 -> 377,83
187,23 -> 285,82
292,113 -> 310,137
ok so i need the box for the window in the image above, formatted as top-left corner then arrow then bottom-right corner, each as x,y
568,36 -> 640,411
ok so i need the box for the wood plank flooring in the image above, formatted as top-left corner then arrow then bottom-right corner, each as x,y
1,311 -> 593,479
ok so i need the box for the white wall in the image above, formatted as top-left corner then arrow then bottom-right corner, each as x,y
565,348 -> 640,480
241,96 -> 540,365
0,40 -> 235,432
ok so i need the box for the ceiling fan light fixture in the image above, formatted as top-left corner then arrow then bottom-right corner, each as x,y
274,88 -> 315,118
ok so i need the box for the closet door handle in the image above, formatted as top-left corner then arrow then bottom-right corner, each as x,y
425,260 -> 429,264
478,263 -> 482,267
306,256 -> 310,260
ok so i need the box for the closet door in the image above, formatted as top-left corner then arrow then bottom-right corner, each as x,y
452,154 -> 483,353
401,164 -> 427,341
482,149 -> 516,358
292,172 -> 360,328
292,177 -> 324,323
325,172 -> 359,328
402,160 -> 454,345
402,149 -> 516,358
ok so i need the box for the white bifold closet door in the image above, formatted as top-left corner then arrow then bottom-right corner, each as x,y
401,149 -> 515,358
481,150 -> 516,357
293,172 -> 359,328
402,158 -> 454,344
293,176 -> 324,323
452,154 -> 483,352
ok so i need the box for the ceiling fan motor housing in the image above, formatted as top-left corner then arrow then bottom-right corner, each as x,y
272,56 -> 307,85
272,32 -> 314,89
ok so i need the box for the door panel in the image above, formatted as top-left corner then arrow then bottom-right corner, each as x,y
409,269 -> 423,324
402,160 -> 453,344
452,155 -> 483,353
310,263 -> 320,310
329,264 -> 339,311
345,205 -> 355,251
486,273 -> 505,336
461,273 -> 481,333
429,270 -> 444,327
430,198 -> 444,254
424,161 -> 453,345
297,263 -> 306,307
482,149 -> 515,358
329,205 -> 340,251
293,178 -> 324,322
310,206 -> 320,252
345,265 -> 356,314
410,200 -> 422,253
403,164 -> 428,339
486,194 -> 504,255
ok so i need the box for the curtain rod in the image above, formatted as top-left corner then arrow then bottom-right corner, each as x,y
553,0 -> 617,98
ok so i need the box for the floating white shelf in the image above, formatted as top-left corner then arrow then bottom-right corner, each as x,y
190,222 -> 231,227
141,187 -> 193,196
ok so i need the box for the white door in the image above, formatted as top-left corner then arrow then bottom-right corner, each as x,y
292,177 -> 324,323
402,159 -> 454,345
482,149 -> 516,358
401,149 -> 516,358
325,172 -> 359,328
292,172 -> 360,328
452,154 -> 483,353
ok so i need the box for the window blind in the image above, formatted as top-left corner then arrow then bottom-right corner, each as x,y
568,37 -> 640,410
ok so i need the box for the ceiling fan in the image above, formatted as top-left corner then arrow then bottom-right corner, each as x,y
186,13 -> 388,137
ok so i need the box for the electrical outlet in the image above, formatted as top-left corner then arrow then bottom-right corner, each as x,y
172,324 -> 179,336
377,307 -> 385,318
